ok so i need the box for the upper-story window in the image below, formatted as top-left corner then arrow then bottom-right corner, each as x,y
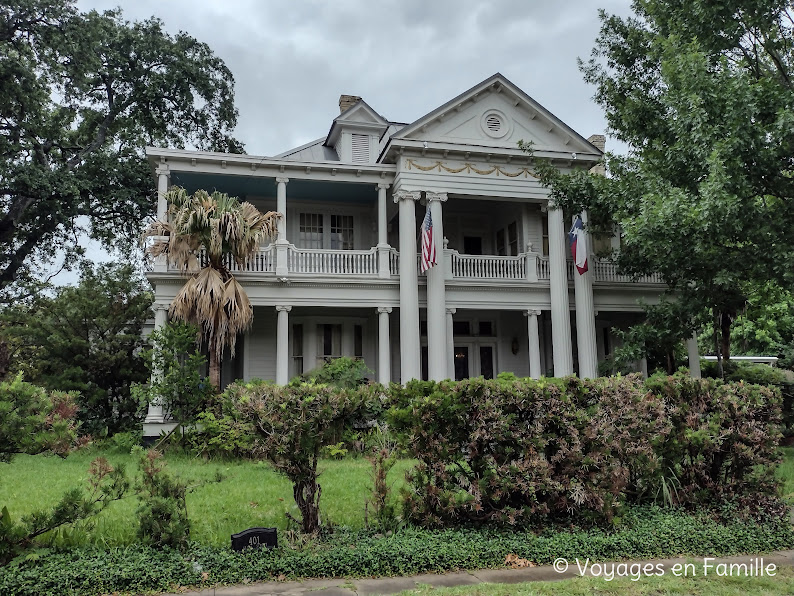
299,213 -> 323,248
330,215 -> 354,249
495,221 -> 519,256
299,213 -> 355,249
541,217 -> 550,256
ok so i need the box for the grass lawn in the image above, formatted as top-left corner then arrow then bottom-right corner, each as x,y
0,445 -> 792,550
0,447 -> 414,547
400,566 -> 794,595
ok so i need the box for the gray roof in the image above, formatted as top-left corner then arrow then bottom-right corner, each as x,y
275,137 -> 340,162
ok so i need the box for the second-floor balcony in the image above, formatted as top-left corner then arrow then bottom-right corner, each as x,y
164,243 -> 665,286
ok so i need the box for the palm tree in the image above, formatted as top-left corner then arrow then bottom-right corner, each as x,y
144,187 -> 279,389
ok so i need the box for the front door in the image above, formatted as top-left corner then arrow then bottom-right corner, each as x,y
453,342 -> 496,380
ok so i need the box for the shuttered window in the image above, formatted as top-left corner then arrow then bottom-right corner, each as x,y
351,134 -> 370,164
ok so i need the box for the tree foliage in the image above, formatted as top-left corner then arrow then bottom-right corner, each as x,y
0,263 -> 153,435
143,188 -> 279,389
531,0 -> 794,363
0,0 -> 244,299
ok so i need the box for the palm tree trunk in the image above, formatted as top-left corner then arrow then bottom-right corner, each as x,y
720,311 -> 732,364
209,341 -> 221,390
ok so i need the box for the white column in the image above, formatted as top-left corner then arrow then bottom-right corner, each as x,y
687,334 -> 701,378
525,309 -> 542,379
276,305 -> 291,385
425,191 -> 448,381
378,307 -> 392,385
145,305 -> 169,423
446,307 -> 456,380
377,183 -> 391,278
547,206 -> 573,376
156,166 -> 169,220
275,178 -> 289,277
276,177 -> 289,239
394,189 -> 421,383
573,212 -> 598,378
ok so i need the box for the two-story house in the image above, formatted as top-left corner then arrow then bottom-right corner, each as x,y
143,73 -> 680,434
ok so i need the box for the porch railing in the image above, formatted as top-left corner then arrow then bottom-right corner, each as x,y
165,246 -> 664,285
287,245 -> 378,275
451,251 -> 526,280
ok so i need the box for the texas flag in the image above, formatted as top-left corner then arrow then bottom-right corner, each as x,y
568,216 -> 589,275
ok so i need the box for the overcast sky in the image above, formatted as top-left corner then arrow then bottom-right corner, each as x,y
59,0 -> 634,285
77,0 -> 633,157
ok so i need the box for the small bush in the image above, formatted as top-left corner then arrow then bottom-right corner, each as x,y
296,357 -> 373,389
0,374 -> 79,462
134,448 -> 190,549
236,381 -> 383,533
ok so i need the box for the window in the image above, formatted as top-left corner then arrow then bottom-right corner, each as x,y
354,324 -> 363,359
330,215 -> 354,249
292,324 -> 303,375
542,216 -> 550,256
478,321 -> 494,336
298,213 -> 356,249
508,221 -> 518,256
452,321 -> 471,336
299,213 -> 323,248
496,229 -> 506,256
317,324 -> 342,365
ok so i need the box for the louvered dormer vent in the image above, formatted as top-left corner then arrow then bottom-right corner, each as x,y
351,133 -> 370,164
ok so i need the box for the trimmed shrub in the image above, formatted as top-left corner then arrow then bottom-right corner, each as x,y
295,356 -> 374,389
235,381 -> 383,533
646,372 -> 783,511
387,375 -> 668,528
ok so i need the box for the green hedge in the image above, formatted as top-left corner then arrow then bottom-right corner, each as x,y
388,373 -> 783,527
1,506 -> 792,596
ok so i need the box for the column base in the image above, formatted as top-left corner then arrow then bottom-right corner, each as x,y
142,421 -> 179,440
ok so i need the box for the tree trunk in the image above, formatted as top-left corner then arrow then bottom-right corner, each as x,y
720,311 -> 732,364
209,341 -> 221,390
713,309 -> 724,379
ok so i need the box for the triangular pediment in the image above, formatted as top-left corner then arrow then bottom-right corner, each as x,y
337,100 -> 388,126
392,74 -> 600,157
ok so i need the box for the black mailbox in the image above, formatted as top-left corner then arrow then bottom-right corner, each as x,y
231,527 -> 277,551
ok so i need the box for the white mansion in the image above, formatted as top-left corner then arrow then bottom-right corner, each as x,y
144,73 -> 687,431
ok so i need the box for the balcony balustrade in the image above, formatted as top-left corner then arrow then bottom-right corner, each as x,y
162,244 -> 663,286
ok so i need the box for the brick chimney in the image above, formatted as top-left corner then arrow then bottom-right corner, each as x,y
587,134 -> 606,152
587,134 -> 606,175
339,94 -> 362,114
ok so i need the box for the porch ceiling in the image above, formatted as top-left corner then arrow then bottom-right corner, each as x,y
169,172 -> 378,203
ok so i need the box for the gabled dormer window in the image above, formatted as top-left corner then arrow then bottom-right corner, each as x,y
351,134 -> 370,164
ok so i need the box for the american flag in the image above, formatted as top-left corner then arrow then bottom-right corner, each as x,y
420,207 -> 437,272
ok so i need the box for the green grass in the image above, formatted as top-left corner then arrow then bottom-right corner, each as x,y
0,448 -> 413,547
400,566 -> 794,595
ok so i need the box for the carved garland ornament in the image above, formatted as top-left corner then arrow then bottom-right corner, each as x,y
406,158 -> 537,178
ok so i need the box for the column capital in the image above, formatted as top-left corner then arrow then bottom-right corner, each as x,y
377,306 -> 393,314
154,303 -> 169,313
446,307 -> 456,315
524,309 -> 541,317
276,177 -> 289,185
275,305 -> 292,313
393,189 -> 421,204
425,191 -> 448,203
376,182 -> 391,190
155,166 -> 170,177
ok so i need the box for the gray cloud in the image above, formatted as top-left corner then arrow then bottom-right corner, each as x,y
77,0 -> 633,156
